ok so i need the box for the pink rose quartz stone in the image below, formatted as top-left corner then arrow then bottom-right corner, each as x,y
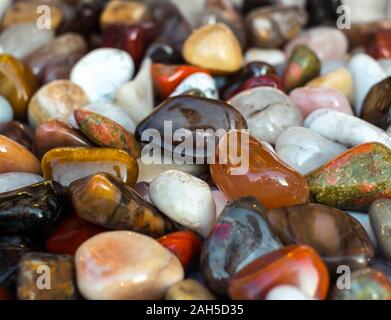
289,86 -> 353,117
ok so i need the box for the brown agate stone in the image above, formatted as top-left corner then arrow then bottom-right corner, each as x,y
69,173 -> 175,238
0,121 -> 34,151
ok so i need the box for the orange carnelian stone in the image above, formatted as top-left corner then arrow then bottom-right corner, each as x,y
229,245 -> 330,300
152,63 -> 209,98
157,231 -> 202,269
210,131 -> 309,209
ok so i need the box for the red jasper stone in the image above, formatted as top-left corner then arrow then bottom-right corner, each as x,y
157,231 -> 202,269
228,245 -> 330,300
366,30 -> 391,59
45,214 -> 105,255
101,22 -> 159,65
227,75 -> 284,99
152,63 -> 209,98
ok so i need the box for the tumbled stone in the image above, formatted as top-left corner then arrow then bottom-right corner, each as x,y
45,214 -> 105,256
229,245 -> 329,300
165,279 -> 215,300
370,199 -> 391,262
41,148 -> 138,187
0,135 -> 40,174
0,54 -> 38,119
0,172 -> 44,194
305,0 -> 342,27
307,68 -> 354,103
71,48 -> 134,102
70,173 -> 174,237
246,5 -> 307,48
28,80 -> 88,129
283,44 -> 321,92
75,231 -> 184,300
0,0 -> 10,20
0,181 -> 65,237
232,75 -> 284,98
157,231 -> 202,270
115,58 -> 153,124
170,72 -> 218,100
211,131 -> 309,209
366,30 -> 391,59
150,170 -> 216,238
290,86 -> 352,117
265,204 -> 375,273
0,235 -> 30,289
17,253 -> 76,300
285,27 -> 348,61
0,121 -> 33,150
74,109 -> 140,158
211,187 -> 230,219
347,211 -> 377,247
135,96 -> 247,160
201,197 -> 282,296
24,33 -> 87,85
331,268 -> 391,300
348,53 -> 387,115
361,77 -> 391,129
33,119 -> 92,159
100,0 -> 150,28
228,87 -> 302,144
305,109 -> 391,149
306,142 -> 391,211
146,40 -> 183,65
244,48 -> 286,66
0,23 -> 54,59
276,127 -> 347,175
183,23 -> 243,74
266,285 -> 313,300
0,96 -> 12,123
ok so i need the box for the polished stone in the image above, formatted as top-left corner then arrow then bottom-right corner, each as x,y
0,173 -> 44,194
165,279 -> 215,300
370,199 -> 391,261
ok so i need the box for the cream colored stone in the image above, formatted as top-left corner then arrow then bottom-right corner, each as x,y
165,279 -> 216,300
100,0 -> 150,27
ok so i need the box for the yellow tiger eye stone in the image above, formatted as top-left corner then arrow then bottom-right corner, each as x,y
41,147 -> 138,187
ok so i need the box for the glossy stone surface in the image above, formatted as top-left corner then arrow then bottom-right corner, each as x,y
233,75 -> 284,98
146,40 -> 183,65
246,5 -> 307,48
201,197 -> 282,296
75,231 -> 184,300
285,27 -> 348,61
28,80 -> 88,129
0,181 -> 64,237
70,173 -> 174,238
152,63 -> 209,98
157,231 -> 202,270
74,109 -> 140,158
0,23 -> 54,60
41,148 -> 138,187
266,285 -> 313,300
0,135 -> 40,174
0,235 -> 30,289
366,30 -> 391,59
46,214 -> 105,256
265,204 -> 375,272
283,45 -> 321,92
369,199 -> 391,261
305,109 -> 391,149
244,48 -> 286,66
228,87 -> 302,145
331,268 -> 391,300
150,170 -> 216,238
170,72 -> 218,100
100,0 -> 150,28
0,96 -> 13,123
70,48 -> 134,102
306,142 -> 391,211
0,121 -> 33,151
0,54 -> 38,119
211,131 -> 309,209
290,86 -> 352,117
307,68 -> 354,103
228,245 -> 330,300
0,173 -> 44,194
165,279 -> 215,300
276,127 -> 347,175
348,53 -> 387,115
136,96 -> 247,160
361,77 -> 391,129
182,23 -> 243,74
17,253 -> 76,300
24,33 -> 87,85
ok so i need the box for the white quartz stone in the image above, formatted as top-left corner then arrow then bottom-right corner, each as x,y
0,96 -> 13,123
304,109 -> 391,149
244,48 -> 286,66
71,48 -> 134,103
276,127 -> 347,174
378,59 -> 391,76
170,72 -> 218,100
0,173 -> 44,194
228,87 -> 303,144
115,58 -> 153,124
266,285 -> 314,300
150,170 -> 216,238
0,0 -> 10,20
